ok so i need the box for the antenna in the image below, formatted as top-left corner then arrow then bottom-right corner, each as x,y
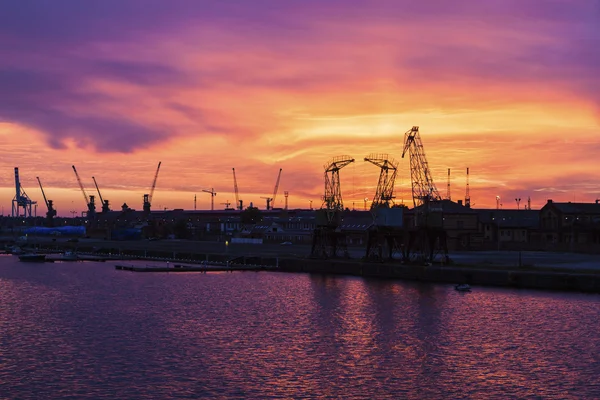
465,167 -> 471,208
447,168 -> 451,201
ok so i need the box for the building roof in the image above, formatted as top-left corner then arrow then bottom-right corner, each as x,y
411,199 -> 477,214
544,200 -> 600,214
476,209 -> 539,228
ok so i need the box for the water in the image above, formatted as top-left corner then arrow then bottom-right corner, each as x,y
1,255 -> 599,399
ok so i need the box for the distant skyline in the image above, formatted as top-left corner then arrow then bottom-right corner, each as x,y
1,1 -> 599,216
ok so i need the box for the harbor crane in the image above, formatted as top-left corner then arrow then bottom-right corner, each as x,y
12,167 -> 37,217
36,177 -> 56,227
92,176 -> 110,213
401,126 -> 447,263
311,156 -> 355,258
72,165 -> 96,219
364,154 -> 398,209
260,168 -> 282,210
401,126 -> 441,208
232,168 -> 243,210
143,161 -> 162,214
202,188 -> 217,211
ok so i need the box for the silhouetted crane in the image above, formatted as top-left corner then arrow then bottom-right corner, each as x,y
36,177 -> 56,227
232,168 -> 243,210
72,165 -> 96,219
143,161 -> 162,214
92,176 -> 110,213
202,188 -> 217,211
261,168 -> 282,210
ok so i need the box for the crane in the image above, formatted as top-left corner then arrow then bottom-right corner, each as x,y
322,156 -> 354,210
72,165 -> 96,218
260,168 -> 282,210
36,176 -> 56,226
232,168 -> 243,210
364,154 -> 398,209
202,188 -> 217,211
401,126 -> 441,208
221,200 -> 234,210
143,161 -> 162,213
92,176 -> 110,213
12,167 -> 37,217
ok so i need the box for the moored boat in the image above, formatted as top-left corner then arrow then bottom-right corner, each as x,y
18,253 -> 47,262
454,283 -> 471,292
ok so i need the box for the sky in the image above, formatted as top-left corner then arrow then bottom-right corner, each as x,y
0,0 -> 599,216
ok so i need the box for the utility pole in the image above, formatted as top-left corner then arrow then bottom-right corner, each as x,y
194,194 -> 197,211
447,168 -> 451,201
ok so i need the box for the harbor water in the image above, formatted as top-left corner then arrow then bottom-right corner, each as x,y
1,255 -> 599,399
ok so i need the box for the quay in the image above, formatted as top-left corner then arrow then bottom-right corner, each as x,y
115,263 -> 272,273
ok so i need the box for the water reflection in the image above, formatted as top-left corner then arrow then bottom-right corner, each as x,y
0,258 -> 599,399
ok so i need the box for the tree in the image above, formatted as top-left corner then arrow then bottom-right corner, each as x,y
240,206 -> 263,225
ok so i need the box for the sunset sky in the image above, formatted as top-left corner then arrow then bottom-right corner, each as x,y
1,1 -> 599,216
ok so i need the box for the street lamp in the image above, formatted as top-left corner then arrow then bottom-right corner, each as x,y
496,196 -> 500,210
364,198 -> 369,211
515,198 -> 521,210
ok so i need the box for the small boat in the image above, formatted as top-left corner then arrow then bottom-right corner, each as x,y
61,251 -> 79,261
18,253 -> 47,262
454,283 -> 471,292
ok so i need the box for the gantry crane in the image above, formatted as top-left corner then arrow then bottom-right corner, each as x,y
12,167 -> 37,217
260,168 -> 282,210
364,154 -> 398,209
232,168 -> 243,210
311,156 -> 354,259
202,188 -> 217,211
72,165 -> 96,219
92,176 -> 110,213
401,126 -> 441,208
322,156 -> 354,211
36,177 -> 56,227
143,161 -> 162,214
400,126 -> 447,264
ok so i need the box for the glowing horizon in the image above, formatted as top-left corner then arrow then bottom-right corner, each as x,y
1,1 -> 599,216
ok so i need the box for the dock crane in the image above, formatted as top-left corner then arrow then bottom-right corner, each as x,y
202,188 -> 217,211
364,154 -> 398,209
232,168 -> 243,210
36,177 -> 56,227
260,168 -> 282,210
92,176 -> 110,213
401,126 -> 447,263
143,161 -> 162,214
12,167 -> 37,217
72,165 -> 96,219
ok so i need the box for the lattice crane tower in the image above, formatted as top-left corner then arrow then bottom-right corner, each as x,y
364,154 -> 398,209
401,126 -> 441,208
322,156 -> 355,210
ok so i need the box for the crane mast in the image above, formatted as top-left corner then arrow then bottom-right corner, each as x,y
143,161 -> 162,213
72,165 -> 95,217
37,176 -> 56,226
272,168 -> 282,208
232,168 -> 242,210
92,176 -> 110,213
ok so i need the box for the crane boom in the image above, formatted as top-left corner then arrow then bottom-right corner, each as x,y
72,165 -> 89,205
272,168 -> 282,207
36,177 -> 49,208
92,176 -> 105,204
232,168 -> 240,207
149,161 -> 161,203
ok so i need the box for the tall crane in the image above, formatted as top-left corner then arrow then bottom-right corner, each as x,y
260,168 -> 282,210
143,161 -> 162,213
465,167 -> 471,207
92,176 -> 110,213
12,167 -> 37,217
364,154 -> 398,209
322,156 -> 354,210
401,126 -> 441,208
37,177 -> 56,227
401,126 -> 447,264
232,168 -> 243,210
202,188 -> 217,211
72,165 -> 96,218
